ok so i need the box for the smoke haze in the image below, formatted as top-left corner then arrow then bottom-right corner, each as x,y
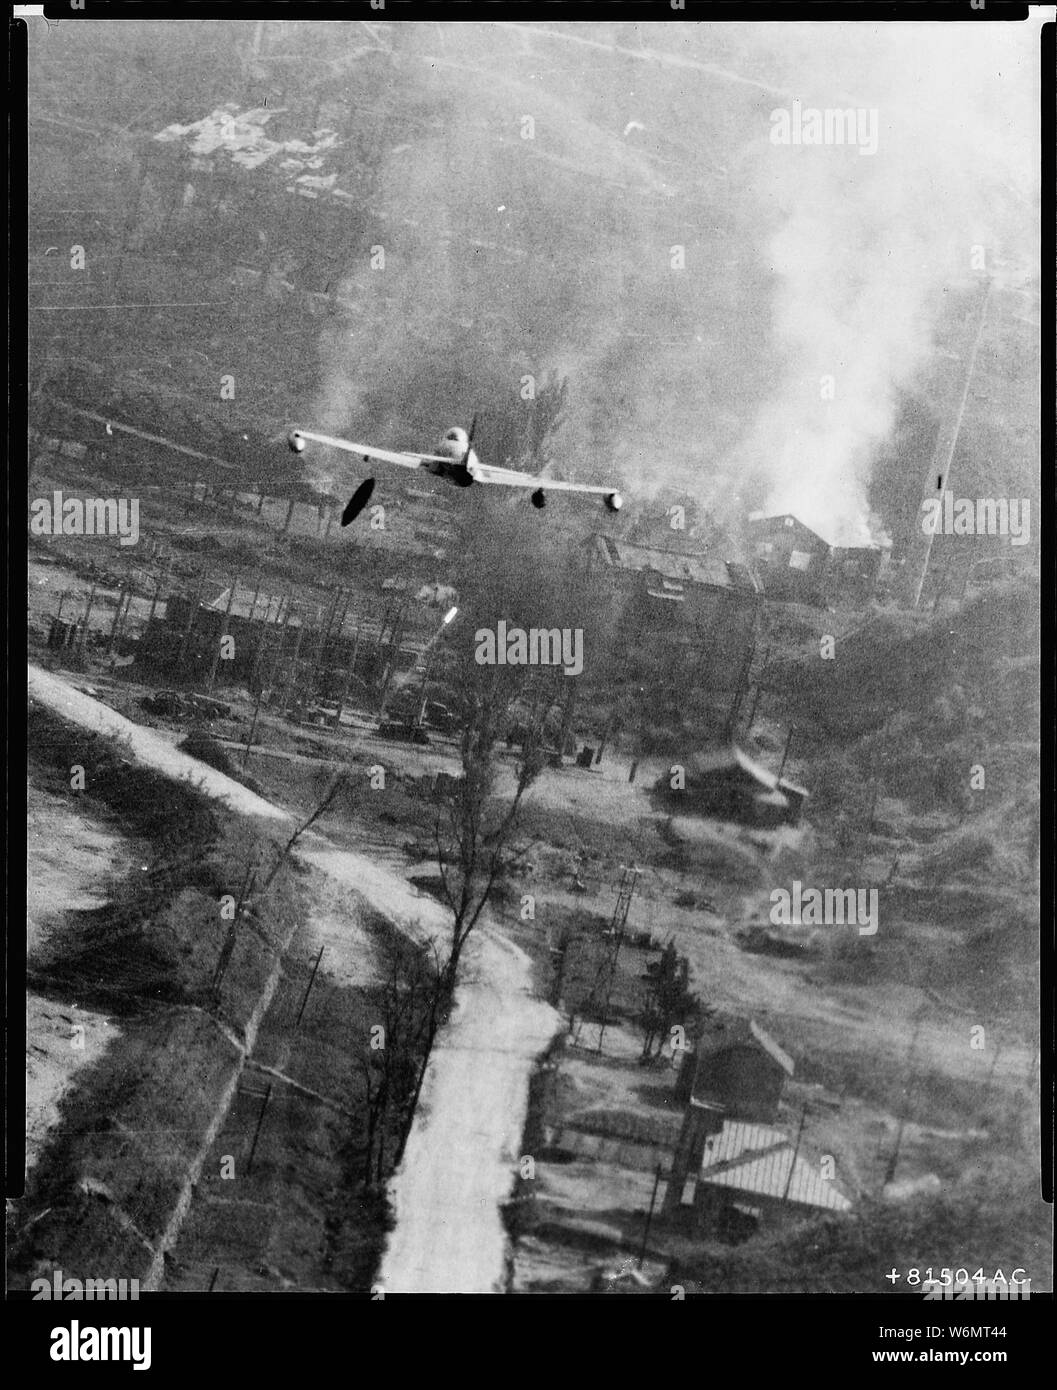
300,22 -> 1040,544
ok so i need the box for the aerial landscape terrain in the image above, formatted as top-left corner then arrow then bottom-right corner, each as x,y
16,15 -> 1046,1304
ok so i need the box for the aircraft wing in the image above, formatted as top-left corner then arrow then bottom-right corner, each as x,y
290,429 -> 449,469
471,462 -> 619,497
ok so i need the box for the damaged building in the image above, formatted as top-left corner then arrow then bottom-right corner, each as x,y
586,534 -> 762,718
749,513 -> 888,607
136,579 -> 421,714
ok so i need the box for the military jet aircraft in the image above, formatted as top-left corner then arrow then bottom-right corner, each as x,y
287,420 -> 623,525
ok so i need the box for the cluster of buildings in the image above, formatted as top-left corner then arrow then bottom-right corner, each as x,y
747,513 -> 888,608
664,1016 -> 851,1239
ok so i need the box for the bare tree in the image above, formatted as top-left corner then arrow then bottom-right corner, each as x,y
434,679 -> 546,995
361,937 -> 446,1182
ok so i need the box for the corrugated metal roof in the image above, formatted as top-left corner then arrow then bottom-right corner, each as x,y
692,1121 -> 852,1212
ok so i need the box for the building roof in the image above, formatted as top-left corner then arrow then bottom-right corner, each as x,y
591,536 -> 759,593
748,512 -> 831,550
691,743 -> 809,800
203,583 -> 299,624
694,1017 -> 795,1076
687,1121 -> 852,1212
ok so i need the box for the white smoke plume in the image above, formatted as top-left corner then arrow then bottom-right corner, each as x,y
722,22 -> 1040,546
301,21 -> 1039,542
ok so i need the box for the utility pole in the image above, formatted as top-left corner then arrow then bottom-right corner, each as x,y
745,644 -> 770,735
265,590 -> 294,701
334,624 -> 360,729
245,1085 -> 273,1176
281,622 -> 305,717
107,583 -> 129,661
146,576 -> 162,631
883,1009 -> 926,1187
781,1105 -> 808,1203
76,583 -> 98,659
246,571 -> 263,628
207,573 -> 240,693
912,278 -> 992,610
295,947 -> 325,1027
242,690 -> 263,769
637,1165 -> 663,1269
596,866 -> 641,1052
726,638 -> 756,740
176,567 -> 206,675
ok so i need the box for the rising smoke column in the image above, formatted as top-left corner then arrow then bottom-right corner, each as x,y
722,22 -> 1039,547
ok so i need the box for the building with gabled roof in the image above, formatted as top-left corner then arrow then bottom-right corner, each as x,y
671,1119 -> 853,1239
664,1014 -> 797,1219
654,742 -> 808,828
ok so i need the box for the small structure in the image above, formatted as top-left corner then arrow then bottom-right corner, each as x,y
749,513 -> 887,606
749,513 -> 830,603
587,535 -> 761,718
664,1016 -> 794,1217
675,1120 -> 853,1238
827,543 -> 888,605
654,743 -> 808,827
674,1017 -> 795,1117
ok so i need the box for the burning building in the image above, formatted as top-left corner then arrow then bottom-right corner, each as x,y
749,513 -> 887,607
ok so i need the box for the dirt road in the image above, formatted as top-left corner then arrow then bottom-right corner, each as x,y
28,663 -> 558,1292
379,926 -> 559,1293
300,841 -> 562,1292
28,663 -> 289,822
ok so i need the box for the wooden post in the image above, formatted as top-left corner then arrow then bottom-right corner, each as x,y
110,585 -> 134,666
246,571 -> 263,626
249,592 -> 280,694
726,639 -> 756,739
146,577 -> 161,630
335,623 -> 360,728
177,567 -> 206,674
107,583 -> 128,657
207,573 -> 240,693
883,1011 -> 925,1187
305,590 -> 339,709
781,1106 -> 808,1204
746,644 -> 771,733
245,1085 -> 273,1175
265,591 -> 294,702
77,583 -> 98,657
242,690 -> 263,769
281,622 -> 304,716
777,725 -> 794,784
295,947 -> 325,1027
913,279 -> 992,609
638,1165 -> 663,1268
594,710 -> 617,766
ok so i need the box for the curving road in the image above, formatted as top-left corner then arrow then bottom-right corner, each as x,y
28,662 -> 558,1293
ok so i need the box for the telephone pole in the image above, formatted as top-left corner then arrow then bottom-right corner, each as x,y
912,278 -> 992,610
